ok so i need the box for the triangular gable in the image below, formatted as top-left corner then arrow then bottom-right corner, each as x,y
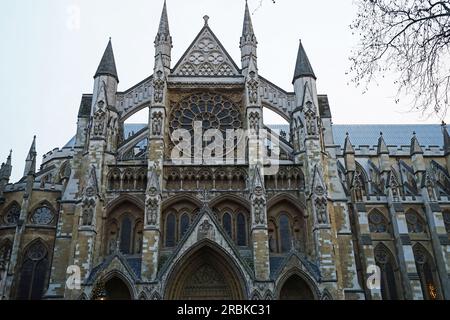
172,26 -> 240,77
158,205 -> 253,283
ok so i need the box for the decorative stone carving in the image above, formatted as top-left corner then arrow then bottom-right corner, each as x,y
81,198 -> 95,226
247,71 -> 259,104
173,28 -> 238,76
197,219 -> 214,240
353,171 -> 364,202
151,111 -> 163,136
304,102 -> 317,136
249,112 -> 260,133
153,71 -> 165,104
81,166 -> 98,227
93,107 -> 106,137
315,198 -> 328,224
253,197 -> 266,225
146,198 -> 159,226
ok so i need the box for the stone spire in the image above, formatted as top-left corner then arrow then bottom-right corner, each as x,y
94,38 -> 119,82
242,0 -> 255,38
344,133 -> 356,173
155,0 -> 172,74
23,136 -> 37,176
292,40 -> 316,84
240,0 -> 257,74
410,132 -> 424,156
377,132 -> 389,155
344,133 -> 355,155
442,122 -> 450,156
0,150 -> 12,180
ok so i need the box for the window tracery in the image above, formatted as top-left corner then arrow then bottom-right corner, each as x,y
31,206 -> 54,225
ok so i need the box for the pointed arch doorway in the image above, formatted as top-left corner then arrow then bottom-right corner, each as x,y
165,243 -> 246,300
278,274 -> 317,300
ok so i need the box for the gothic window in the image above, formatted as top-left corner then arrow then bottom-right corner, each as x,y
108,222 -> 118,254
279,214 -> 292,253
374,245 -> 399,300
4,204 -> 20,225
413,245 -> 440,300
236,213 -> 246,246
268,220 -> 277,253
31,206 -> 54,225
122,170 -> 134,190
169,93 -> 242,155
180,214 -> 190,238
165,213 -> 176,247
119,216 -> 132,254
222,213 -> 232,238
368,210 -> 389,233
133,222 -> 143,254
443,211 -> 450,234
16,241 -> 49,300
108,169 -> 121,191
405,211 -> 426,234
0,239 -> 12,261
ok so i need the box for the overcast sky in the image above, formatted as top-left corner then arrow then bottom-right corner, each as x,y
1,0 -> 448,182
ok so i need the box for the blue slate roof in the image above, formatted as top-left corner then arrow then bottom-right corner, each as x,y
62,124 -> 448,150
333,124 -> 448,148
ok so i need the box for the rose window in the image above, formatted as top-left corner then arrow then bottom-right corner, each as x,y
32,206 -> 54,225
169,93 -> 242,154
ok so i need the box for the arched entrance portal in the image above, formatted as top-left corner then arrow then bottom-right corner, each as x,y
279,274 -> 315,300
104,277 -> 132,300
165,244 -> 246,300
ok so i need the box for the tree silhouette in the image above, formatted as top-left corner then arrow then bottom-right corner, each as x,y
349,0 -> 450,119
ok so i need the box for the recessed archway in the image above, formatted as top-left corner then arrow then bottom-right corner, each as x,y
278,273 -> 317,300
165,242 -> 247,300
103,277 -> 132,300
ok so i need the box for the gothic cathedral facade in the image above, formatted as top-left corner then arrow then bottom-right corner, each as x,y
1,2 -> 450,300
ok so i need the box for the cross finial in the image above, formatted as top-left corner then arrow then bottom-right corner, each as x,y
203,15 -> 209,26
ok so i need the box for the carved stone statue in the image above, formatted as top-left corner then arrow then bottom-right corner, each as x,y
315,198 -> 328,224
153,71 -> 165,104
253,197 -> 265,225
146,197 -> 159,226
152,112 -> 163,136
249,112 -> 260,133
247,71 -> 259,104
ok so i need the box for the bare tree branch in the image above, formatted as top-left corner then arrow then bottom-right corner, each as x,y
349,0 -> 450,119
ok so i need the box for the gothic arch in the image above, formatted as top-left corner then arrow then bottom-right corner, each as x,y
164,240 -> 248,300
267,195 -> 307,253
162,194 -> 202,211
106,195 -> 145,213
412,243 -> 442,300
15,238 -> 51,300
267,193 -> 306,212
209,194 -> 250,211
28,201 -> 57,225
93,270 -> 136,300
1,201 -> 21,225
276,268 -> 320,300
373,242 -> 402,300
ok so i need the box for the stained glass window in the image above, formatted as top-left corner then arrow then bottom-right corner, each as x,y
222,213 -> 232,238
16,241 -> 48,300
166,213 -> 176,247
169,93 -> 242,155
374,245 -> 399,300
368,211 -> 388,233
237,213 -> 246,246
443,212 -> 450,234
120,216 -> 132,254
405,211 -> 426,233
31,206 -> 54,225
280,214 -> 291,253
180,214 -> 190,238
4,204 -> 20,225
